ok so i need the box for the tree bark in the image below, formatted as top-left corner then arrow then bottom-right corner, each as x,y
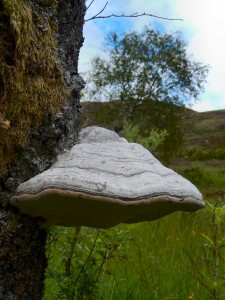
0,1 -> 86,299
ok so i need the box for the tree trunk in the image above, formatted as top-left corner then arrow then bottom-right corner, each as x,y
0,0 -> 86,299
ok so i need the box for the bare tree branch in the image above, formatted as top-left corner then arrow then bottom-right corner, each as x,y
86,0 -> 96,11
86,1 -> 109,22
85,12 -> 183,22
85,1 -> 183,23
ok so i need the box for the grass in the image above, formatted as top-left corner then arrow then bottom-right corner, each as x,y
45,103 -> 225,299
182,167 -> 225,198
45,132 -> 225,299
99,211 -> 211,300
185,148 -> 225,161
44,169 -> 225,299
45,203 -> 225,299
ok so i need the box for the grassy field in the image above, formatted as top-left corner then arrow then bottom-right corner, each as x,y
99,200 -> 225,299
100,212 -> 210,300
45,200 -> 225,299
45,105 -> 225,299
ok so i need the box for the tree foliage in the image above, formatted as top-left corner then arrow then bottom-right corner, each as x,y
123,121 -> 168,155
85,27 -> 209,161
86,27 -> 208,110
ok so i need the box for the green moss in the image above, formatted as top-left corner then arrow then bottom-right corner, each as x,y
0,0 -> 68,175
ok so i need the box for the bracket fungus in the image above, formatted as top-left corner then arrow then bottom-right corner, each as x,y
10,126 -> 205,228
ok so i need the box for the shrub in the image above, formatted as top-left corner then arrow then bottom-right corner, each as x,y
182,167 -> 225,194
123,121 -> 168,155
187,148 -> 225,161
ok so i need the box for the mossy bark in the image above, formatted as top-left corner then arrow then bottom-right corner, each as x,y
0,0 -> 86,299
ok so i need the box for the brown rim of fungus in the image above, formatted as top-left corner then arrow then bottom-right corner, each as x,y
11,188 -> 205,228
10,127 -> 205,228
12,188 -> 205,207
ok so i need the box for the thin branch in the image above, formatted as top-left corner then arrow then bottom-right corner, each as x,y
86,1 -> 109,22
73,230 -> 100,288
86,0 -> 95,11
85,11 -> 183,22
65,226 -> 81,275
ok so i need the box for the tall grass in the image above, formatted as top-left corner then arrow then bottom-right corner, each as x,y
182,167 -> 225,198
99,211 -> 211,300
45,162 -> 225,299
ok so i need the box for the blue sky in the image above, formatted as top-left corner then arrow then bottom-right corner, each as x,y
79,0 -> 225,112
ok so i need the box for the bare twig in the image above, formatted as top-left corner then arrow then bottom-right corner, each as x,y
86,1 -> 109,22
73,230 -> 100,287
86,0 -> 95,11
85,11 -> 183,23
65,226 -> 81,275
85,0 -> 183,24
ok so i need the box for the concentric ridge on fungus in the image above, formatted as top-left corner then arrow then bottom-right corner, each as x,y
10,126 -> 205,228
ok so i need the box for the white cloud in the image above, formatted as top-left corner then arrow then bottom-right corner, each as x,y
79,0 -> 225,112
191,99 -> 217,112
79,22 -> 105,73
176,0 -> 225,67
191,91 -> 225,112
174,0 -> 225,111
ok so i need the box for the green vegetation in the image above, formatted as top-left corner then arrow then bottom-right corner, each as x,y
3,6 -> 218,297
45,106 -> 225,299
86,27 -> 208,108
45,200 -> 225,299
45,226 -> 131,299
182,168 -> 225,199
81,100 -> 185,162
189,200 -> 225,300
83,27 -> 208,162
0,0 -> 67,175
122,121 -> 168,156
185,148 -> 225,161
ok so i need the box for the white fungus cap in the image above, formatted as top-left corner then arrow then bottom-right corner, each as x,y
10,126 -> 205,228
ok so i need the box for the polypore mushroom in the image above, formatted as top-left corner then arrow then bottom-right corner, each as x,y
10,126 -> 204,228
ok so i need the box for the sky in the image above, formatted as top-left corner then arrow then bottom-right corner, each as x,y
79,0 -> 225,112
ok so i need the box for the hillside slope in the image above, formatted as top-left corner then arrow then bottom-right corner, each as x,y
81,101 -> 225,152
181,108 -> 225,149
173,109 -> 225,167
81,102 -> 225,197
165,108 -> 225,199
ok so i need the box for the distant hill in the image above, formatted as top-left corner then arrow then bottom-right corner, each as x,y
170,107 -> 225,197
80,101 -> 225,197
180,108 -> 225,149
81,101 -> 120,130
80,101 -> 225,151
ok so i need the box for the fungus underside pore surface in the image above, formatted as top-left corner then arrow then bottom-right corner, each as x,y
11,188 -> 204,228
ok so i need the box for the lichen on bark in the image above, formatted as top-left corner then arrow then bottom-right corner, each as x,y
0,0 -> 67,174
0,0 -> 86,298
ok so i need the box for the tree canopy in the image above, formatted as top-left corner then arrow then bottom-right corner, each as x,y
86,27 -> 208,110
85,27 -> 209,161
